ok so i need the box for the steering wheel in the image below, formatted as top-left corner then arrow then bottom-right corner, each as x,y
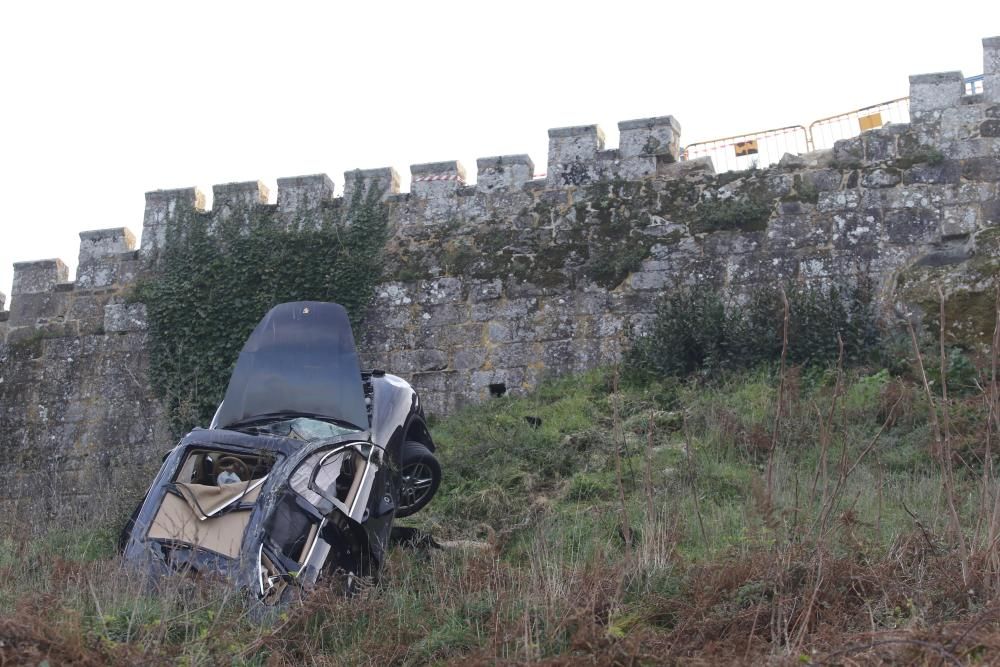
216,456 -> 251,482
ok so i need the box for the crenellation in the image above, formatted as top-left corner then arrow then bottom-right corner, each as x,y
212,180 -> 270,221
985,36 -> 1000,103
12,258 -> 69,296
411,161 -> 467,196
476,155 -> 535,192
909,71 -> 966,115
343,167 -> 400,201
141,186 -> 205,253
78,228 -> 136,263
618,115 -> 681,161
547,124 -> 605,185
75,228 -> 137,289
276,173 -> 334,217
4,35 -> 1000,517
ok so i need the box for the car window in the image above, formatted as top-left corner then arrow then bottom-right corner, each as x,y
252,417 -> 361,442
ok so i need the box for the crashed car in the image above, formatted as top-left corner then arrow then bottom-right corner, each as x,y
121,301 -> 442,600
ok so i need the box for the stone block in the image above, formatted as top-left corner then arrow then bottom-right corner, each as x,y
422,303 -> 466,325
410,370 -> 460,393
488,342 -> 535,367
8,291 -> 70,326
940,105 -> 986,140
659,157 -> 715,179
985,36 -> 1000,103
547,124 -> 605,185
343,167 -> 401,201
417,322 -> 481,349
66,295 -> 108,334
391,348 -> 448,373
629,270 -> 670,290
419,277 -> 465,305
766,212 -> 827,248
212,180 -> 269,217
376,283 -> 414,307
276,174 -> 334,216
141,187 -> 205,253
410,161 -> 467,198
468,278 -> 503,302
817,190 -> 861,212
860,130 -> 896,162
861,167 -> 902,188
963,157 -> 1000,182
617,115 -> 681,160
487,320 -> 513,343
471,298 -> 535,323
104,303 -> 148,333
529,309 -> 574,341
75,259 -> 120,289
829,210 -> 881,249
909,72 -> 965,114
452,346 -> 487,371
884,207 -> 941,244
982,120 -> 1000,137
12,259 -> 69,295
984,198 -> 1000,226
0,291 -> 5,311
941,205 -> 979,238
902,161 -> 961,185
78,228 -> 136,264
832,136 -> 862,165
476,155 -> 535,192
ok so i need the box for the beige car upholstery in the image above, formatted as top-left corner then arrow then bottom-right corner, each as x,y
146,479 -> 265,557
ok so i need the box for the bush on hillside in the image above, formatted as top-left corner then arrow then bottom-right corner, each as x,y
627,282 -> 883,379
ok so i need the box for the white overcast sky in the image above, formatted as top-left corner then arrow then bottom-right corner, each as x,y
0,1 -> 997,299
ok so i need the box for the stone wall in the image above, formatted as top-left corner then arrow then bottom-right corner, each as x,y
1,37 -> 999,518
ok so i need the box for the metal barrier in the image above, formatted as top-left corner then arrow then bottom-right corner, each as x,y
682,125 -> 810,172
681,74 -> 984,173
808,97 -> 910,151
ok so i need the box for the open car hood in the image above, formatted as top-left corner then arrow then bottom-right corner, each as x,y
212,302 -> 369,431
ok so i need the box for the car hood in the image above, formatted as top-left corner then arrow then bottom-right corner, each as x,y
212,301 -> 369,431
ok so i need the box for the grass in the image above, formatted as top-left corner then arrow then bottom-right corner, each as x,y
5,354 -> 1000,664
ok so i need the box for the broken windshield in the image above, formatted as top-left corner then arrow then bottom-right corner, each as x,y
241,417 -> 362,442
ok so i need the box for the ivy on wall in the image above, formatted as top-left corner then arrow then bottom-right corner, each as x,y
135,183 -> 389,436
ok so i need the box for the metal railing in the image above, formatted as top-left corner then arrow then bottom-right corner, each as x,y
966,74 -> 984,95
809,97 -> 910,152
682,74 -> 984,172
682,125 -> 810,173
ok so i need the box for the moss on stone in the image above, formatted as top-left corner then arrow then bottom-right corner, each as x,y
691,182 -> 773,234
782,175 -> 819,204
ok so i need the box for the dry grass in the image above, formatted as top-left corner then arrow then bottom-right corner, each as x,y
6,293 -> 1000,664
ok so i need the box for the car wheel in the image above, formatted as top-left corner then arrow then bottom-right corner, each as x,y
396,441 -> 441,518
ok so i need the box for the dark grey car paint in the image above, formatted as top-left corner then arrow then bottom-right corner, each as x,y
213,302 -> 369,431
122,301 -> 437,597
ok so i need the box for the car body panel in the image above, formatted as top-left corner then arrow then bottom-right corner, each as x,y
213,302 -> 369,431
122,302 -> 438,601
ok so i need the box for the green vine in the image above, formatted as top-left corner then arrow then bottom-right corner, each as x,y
135,181 -> 389,435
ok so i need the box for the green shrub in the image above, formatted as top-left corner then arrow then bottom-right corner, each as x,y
137,179 -> 389,435
627,282 -> 882,379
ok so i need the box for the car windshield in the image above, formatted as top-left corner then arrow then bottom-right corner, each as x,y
243,417 -> 362,442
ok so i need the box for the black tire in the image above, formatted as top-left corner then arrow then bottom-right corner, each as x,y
396,441 -> 441,518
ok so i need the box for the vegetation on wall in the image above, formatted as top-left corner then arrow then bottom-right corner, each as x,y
627,282 -> 883,379
135,183 -> 389,435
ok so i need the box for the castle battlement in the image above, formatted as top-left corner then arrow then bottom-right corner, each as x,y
0,37 -> 1000,348
2,36 -> 1000,518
